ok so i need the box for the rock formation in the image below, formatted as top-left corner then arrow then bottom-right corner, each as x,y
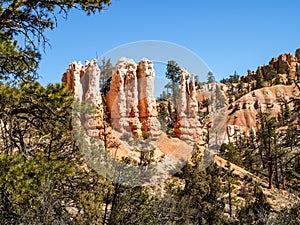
62,57 -> 206,166
174,69 -> 203,145
241,48 -> 300,83
106,57 -> 142,138
62,60 -> 104,139
268,51 -> 299,78
224,85 -> 300,142
106,57 -> 161,140
62,61 -> 85,101
137,58 -> 161,139
63,57 -> 163,142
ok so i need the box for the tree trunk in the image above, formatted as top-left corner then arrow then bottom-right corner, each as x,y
229,182 -> 232,218
274,157 -> 279,189
268,159 -> 274,189
103,188 -> 110,225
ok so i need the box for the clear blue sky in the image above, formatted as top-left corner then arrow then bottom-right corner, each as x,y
38,0 -> 300,85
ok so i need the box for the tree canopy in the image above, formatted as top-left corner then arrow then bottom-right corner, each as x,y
0,0 -> 111,82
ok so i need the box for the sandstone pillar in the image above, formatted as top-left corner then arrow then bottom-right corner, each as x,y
137,58 -> 161,140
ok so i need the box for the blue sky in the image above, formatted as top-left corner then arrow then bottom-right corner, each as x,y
38,0 -> 300,85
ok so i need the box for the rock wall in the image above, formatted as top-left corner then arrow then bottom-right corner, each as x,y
225,85 -> 300,142
268,51 -> 299,78
174,69 -> 203,145
62,61 -> 85,101
62,60 -> 104,139
106,57 -> 161,140
106,57 -> 142,137
137,58 -> 161,139
241,48 -> 300,83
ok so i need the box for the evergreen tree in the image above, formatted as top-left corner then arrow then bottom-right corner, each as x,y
222,162 -> 239,218
0,0 -> 111,82
287,68 -> 293,85
256,112 -> 278,189
266,65 -> 277,86
283,103 -> 291,125
274,73 -> 281,85
0,82 -> 111,224
99,57 -> 113,94
296,64 -> 300,81
165,60 -> 181,120
202,98 -> 211,115
269,201 -> 300,224
220,143 -> 243,167
215,85 -> 226,110
207,71 -> 215,83
256,68 -> 264,89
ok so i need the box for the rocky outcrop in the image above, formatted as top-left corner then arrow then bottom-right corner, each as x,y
62,61 -> 85,101
137,58 -> 161,139
241,48 -> 300,83
268,51 -> 299,78
62,58 -> 205,165
62,60 -> 105,139
106,57 -> 161,139
295,48 -> 300,59
106,57 -> 142,138
62,59 -> 101,103
224,85 -> 300,142
174,69 -> 203,145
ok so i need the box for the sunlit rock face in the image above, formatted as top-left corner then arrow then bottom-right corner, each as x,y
243,49 -> 300,83
62,60 -> 104,139
106,57 -> 162,139
106,57 -> 142,138
62,61 -> 85,101
62,59 -> 101,103
174,69 -> 203,146
137,58 -> 161,140
62,58 -> 204,150
224,85 -> 300,143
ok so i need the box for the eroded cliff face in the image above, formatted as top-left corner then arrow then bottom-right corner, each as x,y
62,60 -> 105,139
174,69 -> 203,145
267,51 -> 299,79
62,58 -> 204,161
224,85 -> 300,142
213,48 -> 300,143
137,58 -> 161,139
106,57 -> 161,140
62,61 -> 85,101
106,57 -> 142,138
241,48 -> 300,83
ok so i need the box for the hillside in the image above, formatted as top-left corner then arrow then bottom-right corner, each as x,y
65,49 -> 290,225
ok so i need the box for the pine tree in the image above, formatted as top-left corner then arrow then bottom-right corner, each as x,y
256,68 -> 264,89
223,162 -> 239,218
99,57 -> 113,94
207,71 -> 215,83
296,64 -> 300,81
283,103 -> 291,125
165,60 -> 181,120
220,143 -> 243,166
287,68 -> 293,85
274,73 -> 281,85
266,65 -> 277,86
256,112 -> 278,189
0,0 -> 111,82
0,82 -> 112,224
215,85 -> 226,110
